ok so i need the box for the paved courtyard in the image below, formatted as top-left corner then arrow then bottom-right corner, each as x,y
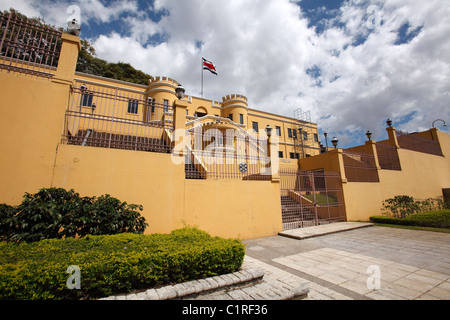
244,225 -> 450,300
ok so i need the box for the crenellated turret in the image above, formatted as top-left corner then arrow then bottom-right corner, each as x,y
221,94 -> 248,126
146,76 -> 180,103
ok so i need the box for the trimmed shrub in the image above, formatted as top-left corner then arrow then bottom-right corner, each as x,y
0,188 -> 148,242
0,227 -> 245,300
370,209 -> 450,229
381,195 -> 446,218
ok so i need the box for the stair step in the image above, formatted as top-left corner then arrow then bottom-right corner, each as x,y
185,163 -> 205,179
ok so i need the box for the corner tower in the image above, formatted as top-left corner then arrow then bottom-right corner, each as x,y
221,94 -> 248,127
146,76 -> 179,103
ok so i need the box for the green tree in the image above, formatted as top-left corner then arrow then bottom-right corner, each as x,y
76,40 -> 153,85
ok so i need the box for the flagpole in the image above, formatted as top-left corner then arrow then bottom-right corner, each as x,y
201,57 -> 204,97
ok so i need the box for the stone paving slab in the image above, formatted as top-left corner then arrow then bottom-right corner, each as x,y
246,224 -> 450,300
279,222 -> 373,240
187,255 -> 310,300
240,255 -> 350,300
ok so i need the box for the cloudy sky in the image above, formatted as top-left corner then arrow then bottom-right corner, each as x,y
3,0 -> 449,148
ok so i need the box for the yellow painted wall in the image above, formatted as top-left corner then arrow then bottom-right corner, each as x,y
0,71 -> 70,204
343,131 -> 450,221
51,144 -> 187,234
299,131 -> 450,222
300,149 -> 344,173
184,179 -> 282,239
51,144 -> 282,239
75,72 -> 147,93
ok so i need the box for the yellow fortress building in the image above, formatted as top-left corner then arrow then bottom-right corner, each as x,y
1,12 -> 449,239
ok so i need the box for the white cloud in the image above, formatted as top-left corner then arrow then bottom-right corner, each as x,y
299,0 -> 450,141
79,0 -> 139,24
1,0 -> 449,147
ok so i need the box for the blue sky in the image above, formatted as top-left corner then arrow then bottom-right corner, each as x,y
2,0 -> 449,148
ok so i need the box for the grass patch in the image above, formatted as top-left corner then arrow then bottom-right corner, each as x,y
371,223 -> 450,234
0,227 -> 245,300
303,193 -> 338,204
370,209 -> 450,229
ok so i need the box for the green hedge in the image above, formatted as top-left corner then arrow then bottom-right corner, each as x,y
0,188 -> 148,242
370,210 -> 450,229
0,227 -> 245,300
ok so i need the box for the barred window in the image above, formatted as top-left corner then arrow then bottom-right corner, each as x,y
290,152 -> 300,159
252,121 -> 259,133
81,92 -> 93,107
128,100 -> 139,114
303,131 -> 308,140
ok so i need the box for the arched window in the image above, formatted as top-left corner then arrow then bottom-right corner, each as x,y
194,107 -> 208,118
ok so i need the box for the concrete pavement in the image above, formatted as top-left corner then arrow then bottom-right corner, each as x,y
245,222 -> 450,300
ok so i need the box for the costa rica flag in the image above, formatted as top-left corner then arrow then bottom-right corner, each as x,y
202,58 -> 217,75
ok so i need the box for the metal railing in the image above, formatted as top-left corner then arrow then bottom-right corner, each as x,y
343,149 -> 379,182
396,130 -> 443,156
62,82 -> 174,153
279,168 -> 345,230
376,142 -> 401,170
184,127 -> 272,180
0,11 -> 62,78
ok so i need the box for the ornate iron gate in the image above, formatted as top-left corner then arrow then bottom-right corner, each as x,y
279,168 -> 345,230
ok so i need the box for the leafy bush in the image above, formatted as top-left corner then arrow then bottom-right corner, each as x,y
0,227 -> 245,300
0,188 -> 148,242
381,195 -> 446,218
370,209 -> 450,229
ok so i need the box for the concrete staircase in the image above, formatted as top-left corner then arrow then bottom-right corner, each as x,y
185,163 -> 205,179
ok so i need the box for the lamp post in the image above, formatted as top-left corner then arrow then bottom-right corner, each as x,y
67,19 -> 81,36
432,119 -> 447,129
299,126 -> 305,158
265,125 -> 272,170
324,131 -> 328,151
366,130 -> 372,141
331,137 -> 338,149
265,125 -> 272,139
386,118 -> 392,128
